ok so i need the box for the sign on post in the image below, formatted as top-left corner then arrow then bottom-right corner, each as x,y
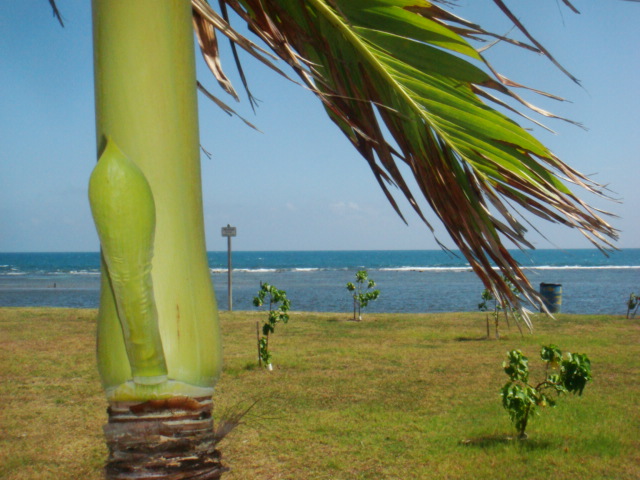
221,224 -> 236,311
221,226 -> 236,237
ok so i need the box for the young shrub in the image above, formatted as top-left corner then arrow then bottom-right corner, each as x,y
478,277 -> 525,339
346,270 -> 380,321
478,289 -> 497,339
253,283 -> 291,370
501,345 -> 592,439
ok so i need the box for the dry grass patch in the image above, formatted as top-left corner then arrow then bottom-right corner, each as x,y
0,308 -> 105,480
1,308 -> 639,480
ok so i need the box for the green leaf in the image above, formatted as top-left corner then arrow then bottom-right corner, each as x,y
503,349 -> 529,383
561,352 -> 592,395
335,0 -> 483,62
541,345 -> 563,369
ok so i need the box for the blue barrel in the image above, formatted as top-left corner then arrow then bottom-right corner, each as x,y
540,283 -> 562,313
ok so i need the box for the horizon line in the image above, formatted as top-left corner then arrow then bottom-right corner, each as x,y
1,247 -> 638,255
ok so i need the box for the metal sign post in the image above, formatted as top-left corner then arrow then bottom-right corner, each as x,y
221,224 -> 236,311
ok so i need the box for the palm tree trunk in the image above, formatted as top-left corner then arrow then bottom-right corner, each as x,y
104,397 -> 227,479
91,0 -> 224,477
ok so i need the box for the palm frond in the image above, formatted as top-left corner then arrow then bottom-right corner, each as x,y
48,0 -> 64,27
193,0 -> 618,326
48,0 -> 621,325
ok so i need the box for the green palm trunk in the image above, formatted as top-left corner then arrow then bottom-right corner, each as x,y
90,0 -> 224,477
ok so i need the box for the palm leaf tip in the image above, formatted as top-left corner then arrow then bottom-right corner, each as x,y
48,0 -> 64,27
194,0 -> 619,310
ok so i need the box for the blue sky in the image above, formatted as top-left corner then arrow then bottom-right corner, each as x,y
1,1 -> 638,252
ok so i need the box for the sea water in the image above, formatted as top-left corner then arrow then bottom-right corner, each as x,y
0,249 -> 638,314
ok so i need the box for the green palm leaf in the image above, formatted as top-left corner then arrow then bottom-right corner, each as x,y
52,0 -> 619,325
193,0 -> 616,324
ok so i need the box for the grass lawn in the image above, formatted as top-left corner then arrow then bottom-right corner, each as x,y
1,307 -> 639,479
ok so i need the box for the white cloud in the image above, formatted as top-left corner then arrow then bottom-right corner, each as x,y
330,201 -> 362,214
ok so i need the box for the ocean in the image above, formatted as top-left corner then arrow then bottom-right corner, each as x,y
0,249 -> 638,315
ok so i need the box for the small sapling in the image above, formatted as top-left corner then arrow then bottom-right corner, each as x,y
501,345 -> 592,439
253,282 -> 291,370
346,270 -> 380,321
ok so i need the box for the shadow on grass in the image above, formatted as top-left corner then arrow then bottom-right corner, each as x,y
460,434 -> 554,451
455,336 -> 515,342
455,336 -> 490,342
324,317 -> 358,323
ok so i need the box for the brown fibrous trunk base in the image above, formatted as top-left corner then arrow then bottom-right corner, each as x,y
104,396 -> 228,480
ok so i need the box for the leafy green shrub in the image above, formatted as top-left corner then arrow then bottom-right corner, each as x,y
253,283 -> 291,369
501,345 -> 592,439
346,270 -> 380,321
